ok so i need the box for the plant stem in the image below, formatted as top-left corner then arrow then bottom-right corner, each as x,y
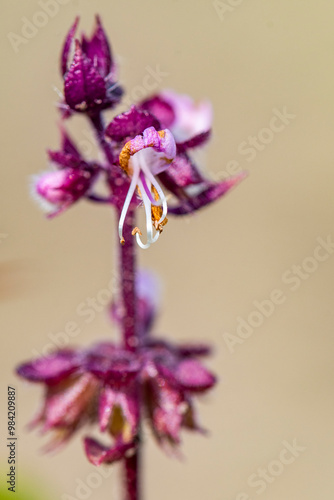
124,444 -> 140,500
89,112 -> 115,165
89,111 -> 141,500
118,209 -> 141,500
118,206 -> 137,352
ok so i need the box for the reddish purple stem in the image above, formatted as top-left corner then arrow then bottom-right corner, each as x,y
118,208 -> 141,500
89,112 -> 120,180
90,112 -> 141,500
124,445 -> 140,500
118,206 -> 137,352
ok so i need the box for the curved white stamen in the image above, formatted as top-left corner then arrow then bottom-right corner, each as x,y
118,157 -> 140,243
135,178 -> 160,250
140,162 -> 168,225
119,146 -> 170,248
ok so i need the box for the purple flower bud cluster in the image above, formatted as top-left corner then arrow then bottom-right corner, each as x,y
17,272 -> 215,464
33,16 -> 245,246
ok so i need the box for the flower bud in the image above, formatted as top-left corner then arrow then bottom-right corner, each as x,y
35,168 -> 94,216
61,16 -> 123,115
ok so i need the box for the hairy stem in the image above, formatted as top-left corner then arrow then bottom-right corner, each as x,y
118,206 -> 137,351
89,112 -> 115,165
118,209 -> 141,500
89,111 -> 141,500
124,445 -> 140,500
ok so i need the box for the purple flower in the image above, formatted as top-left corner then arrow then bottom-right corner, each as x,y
60,16 -> 123,115
32,128 -> 99,217
103,92 -> 245,248
115,125 -> 176,248
140,89 -> 212,143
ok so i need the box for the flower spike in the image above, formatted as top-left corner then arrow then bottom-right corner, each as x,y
21,17 -> 248,496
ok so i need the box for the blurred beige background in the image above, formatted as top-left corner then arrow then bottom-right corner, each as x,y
1,0 -> 334,499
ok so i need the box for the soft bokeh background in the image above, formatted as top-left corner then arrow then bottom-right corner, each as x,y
1,1 -> 334,499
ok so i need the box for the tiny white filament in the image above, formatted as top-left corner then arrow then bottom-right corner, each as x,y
136,178 -> 160,250
118,156 -> 140,243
